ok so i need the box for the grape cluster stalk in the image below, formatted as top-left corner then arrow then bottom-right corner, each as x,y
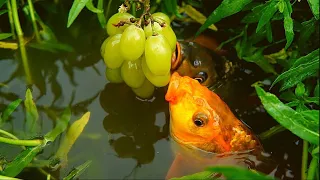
100,0 -> 177,99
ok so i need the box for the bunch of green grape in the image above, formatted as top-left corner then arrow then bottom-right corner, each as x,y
100,11 -> 177,99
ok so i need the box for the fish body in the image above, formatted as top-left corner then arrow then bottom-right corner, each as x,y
165,72 -> 263,179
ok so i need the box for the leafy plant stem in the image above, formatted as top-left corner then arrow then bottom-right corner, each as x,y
0,129 -> 19,140
217,32 -> 243,50
27,0 -> 41,42
301,140 -> 308,180
307,156 -> 318,180
105,0 -> 113,18
11,0 -> 32,84
6,0 -> 16,39
0,136 -> 42,146
259,124 -> 286,140
131,1 -> 136,17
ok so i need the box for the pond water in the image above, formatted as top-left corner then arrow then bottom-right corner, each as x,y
0,1 -> 304,179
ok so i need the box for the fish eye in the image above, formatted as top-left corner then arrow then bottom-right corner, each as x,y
192,112 -> 208,127
194,71 -> 208,83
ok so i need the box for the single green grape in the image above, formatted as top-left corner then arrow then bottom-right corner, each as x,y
106,12 -> 134,36
144,22 -> 162,38
103,34 -> 124,69
106,67 -> 123,83
121,57 -> 145,88
145,34 -> 171,76
141,55 -> 170,87
152,12 -> 171,25
160,25 -> 177,52
132,79 -> 155,99
120,25 -> 146,61
100,36 -> 111,58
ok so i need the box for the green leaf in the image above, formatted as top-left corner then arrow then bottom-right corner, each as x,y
295,82 -> 305,97
292,48 -> 319,67
24,89 -> 40,136
0,99 -> 22,124
170,170 -> 214,180
85,0 -> 103,14
163,0 -> 183,18
307,0 -> 319,19
27,41 -> 74,53
256,0 -> 278,33
254,86 -> 319,145
300,110 -> 319,124
0,33 -> 13,40
282,0 -> 294,49
304,97 -> 319,105
298,18 -> 316,52
63,160 -> 92,180
0,9 -> 8,16
195,0 -> 252,37
67,0 -> 91,28
271,56 -> 319,91
55,112 -> 91,166
1,145 -> 43,177
44,108 -> 71,143
0,175 -> 21,180
206,166 -> 275,180
266,22 -> 273,43
0,0 -> 6,8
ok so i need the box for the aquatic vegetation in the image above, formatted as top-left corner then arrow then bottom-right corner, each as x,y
0,0 -> 318,179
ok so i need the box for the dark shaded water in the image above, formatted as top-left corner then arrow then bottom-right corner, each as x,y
0,0 -> 304,179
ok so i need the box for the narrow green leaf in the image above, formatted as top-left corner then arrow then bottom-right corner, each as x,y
171,0 -> 183,18
298,18 -> 316,51
44,108 -> 71,143
0,9 -> 8,15
0,33 -> 13,40
271,57 -> 319,90
279,61 -> 319,91
304,97 -> 319,105
0,99 -> 22,124
282,0 -> 294,49
0,175 -> 22,180
1,145 -> 43,177
63,160 -> 92,180
242,48 -> 277,74
265,22 -> 273,43
27,41 -> 74,53
24,89 -> 40,136
55,112 -> 91,165
67,0 -> 91,28
256,0 -> 278,33
254,86 -> 319,145
0,0 -> 6,8
307,0 -> 319,19
292,48 -> 319,67
195,0 -> 252,37
206,166 -> 275,180
85,0 -> 103,14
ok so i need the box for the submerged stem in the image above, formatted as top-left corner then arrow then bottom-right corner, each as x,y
0,136 -> 42,146
11,0 -> 32,85
6,0 -> 16,39
306,156 -> 317,180
301,140 -> 308,180
259,124 -> 286,140
27,0 -> 41,42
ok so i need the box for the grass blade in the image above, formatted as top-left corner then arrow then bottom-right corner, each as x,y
282,0 -> 294,49
254,85 -> 319,145
195,0 -> 252,37
67,0 -> 91,28
63,160 -> 92,180
85,0 -> 103,14
0,99 -> 22,125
